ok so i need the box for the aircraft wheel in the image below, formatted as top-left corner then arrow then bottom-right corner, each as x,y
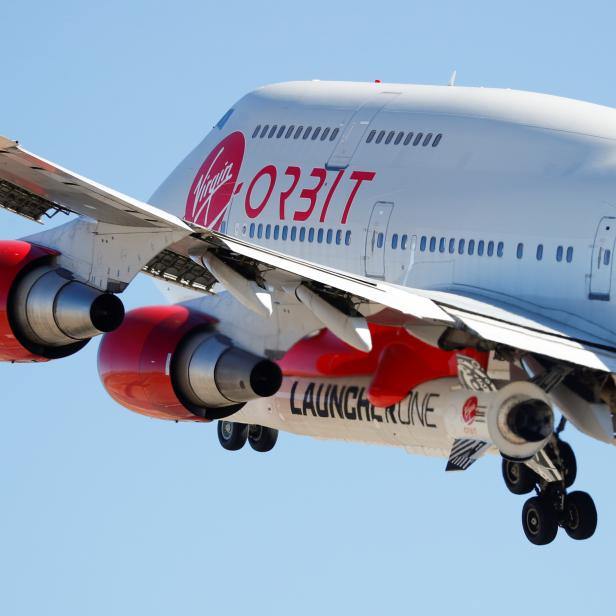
555,441 -> 577,488
564,491 -> 597,540
248,425 -> 278,452
502,458 -> 537,495
522,496 -> 558,545
217,421 -> 248,451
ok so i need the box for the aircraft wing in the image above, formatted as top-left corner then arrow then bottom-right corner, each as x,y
2,136 -> 615,372
201,232 -> 616,373
0,136 -> 190,231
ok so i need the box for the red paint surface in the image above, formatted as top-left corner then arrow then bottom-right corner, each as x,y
279,324 -> 488,407
185,131 -> 245,230
98,305 -> 215,421
0,240 -> 56,362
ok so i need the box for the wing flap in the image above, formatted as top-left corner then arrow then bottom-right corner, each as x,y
213,234 -> 455,324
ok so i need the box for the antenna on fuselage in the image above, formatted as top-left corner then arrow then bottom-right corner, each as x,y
448,70 -> 457,86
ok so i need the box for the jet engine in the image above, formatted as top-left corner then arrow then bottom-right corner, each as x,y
97,305 -> 282,421
485,381 -> 554,460
0,240 -> 124,361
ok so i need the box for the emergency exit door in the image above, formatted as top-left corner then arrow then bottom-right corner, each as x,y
365,202 -> 394,278
590,217 -> 616,300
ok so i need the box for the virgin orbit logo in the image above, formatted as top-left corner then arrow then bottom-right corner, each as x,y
185,131 -> 245,231
462,396 -> 478,425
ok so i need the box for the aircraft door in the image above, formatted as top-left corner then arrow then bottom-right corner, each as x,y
589,217 -> 616,300
326,92 -> 399,170
365,201 -> 394,278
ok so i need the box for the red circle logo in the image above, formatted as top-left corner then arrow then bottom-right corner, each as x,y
462,396 -> 478,424
185,131 -> 245,231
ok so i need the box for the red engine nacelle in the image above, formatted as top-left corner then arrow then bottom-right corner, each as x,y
279,324 -> 489,407
98,305 -> 282,421
0,240 -> 124,361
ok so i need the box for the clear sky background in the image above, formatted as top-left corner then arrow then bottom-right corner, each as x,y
0,1 -> 614,614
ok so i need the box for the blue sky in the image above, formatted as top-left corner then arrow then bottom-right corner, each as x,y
1,1 -> 615,614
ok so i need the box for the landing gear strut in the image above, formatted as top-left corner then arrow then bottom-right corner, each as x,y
503,431 -> 597,545
217,421 -> 278,453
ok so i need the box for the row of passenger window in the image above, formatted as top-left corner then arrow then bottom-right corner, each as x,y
418,235 -> 575,263
366,130 -> 442,147
244,222 -> 352,246
252,124 -> 340,142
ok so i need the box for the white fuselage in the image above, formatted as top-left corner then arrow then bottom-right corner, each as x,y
150,80 -> 616,450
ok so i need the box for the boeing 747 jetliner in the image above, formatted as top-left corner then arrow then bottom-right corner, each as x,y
2,80 -> 616,544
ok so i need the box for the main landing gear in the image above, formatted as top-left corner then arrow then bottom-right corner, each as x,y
217,420 -> 278,453
502,430 -> 597,545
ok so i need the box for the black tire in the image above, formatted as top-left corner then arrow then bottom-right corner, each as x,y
217,421 -> 248,451
522,496 -> 558,545
248,425 -> 278,452
564,491 -> 597,540
555,441 -> 577,488
502,459 -> 537,495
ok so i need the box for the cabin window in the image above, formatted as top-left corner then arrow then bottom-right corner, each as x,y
432,134 -> 442,147
317,228 -> 324,243
413,133 -> 424,146
487,241 -> 494,256
366,130 -> 376,143
294,126 -> 304,139
394,131 -> 404,145
423,133 -> 433,146
420,236 -> 427,251
439,237 -> 446,253
449,238 -> 455,254
429,237 -> 436,252
257,224 -> 263,239
345,230 -> 352,245
477,240 -> 484,256
277,126 -> 286,138
385,131 -> 395,144
458,239 -> 465,254
308,228 -> 315,242
392,233 -> 399,249
375,130 -> 386,144
336,230 -> 342,245
290,227 -> 297,241
497,241 -> 504,257
330,128 -> 340,141
326,229 -> 333,244
566,247 -> 574,263
268,125 -> 277,138
265,224 -> 271,239
312,127 -> 321,140
468,239 -> 475,255
252,125 -> 261,138
517,243 -> 524,259
377,232 -> 384,249
401,234 -> 408,250
404,132 -> 414,145
250,223 -> 256,238
281,225 -> 289,241
260,125 -> 269,138
321,127 -> 330,141
556,245 -> 563,262
299,227 -> 306,242
285,126 -> 295,138
536,244 -> 543,260
303,127 -> 312,140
